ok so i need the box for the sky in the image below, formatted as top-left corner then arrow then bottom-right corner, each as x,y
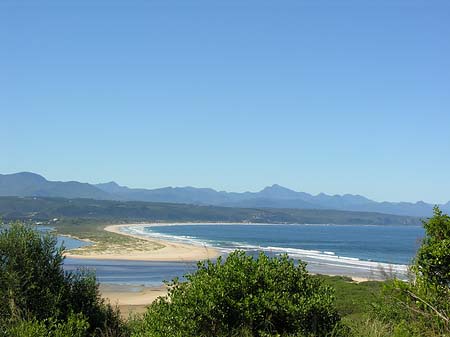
1,0 -> 449,204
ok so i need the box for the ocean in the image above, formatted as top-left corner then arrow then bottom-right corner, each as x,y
63,223 -> 424,285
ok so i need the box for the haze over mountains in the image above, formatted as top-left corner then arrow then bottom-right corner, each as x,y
1,172 -> 448,217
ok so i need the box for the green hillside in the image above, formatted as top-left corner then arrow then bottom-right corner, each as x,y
0,196 -> 421,225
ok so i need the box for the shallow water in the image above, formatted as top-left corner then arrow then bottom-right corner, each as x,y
64,258 -> 197,286
35,225 -> 92,250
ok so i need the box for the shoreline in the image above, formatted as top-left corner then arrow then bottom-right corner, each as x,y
65,224 -> 220,262
99,283 -> 168,317
110,223 -> 408,270
65,222 -> 406,284
65,223 -> 384,311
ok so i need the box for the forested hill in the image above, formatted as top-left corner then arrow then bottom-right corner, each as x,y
0,196 -> 422,226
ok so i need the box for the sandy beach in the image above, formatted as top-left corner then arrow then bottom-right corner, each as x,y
66,224 -> 220,262
100,284 -> 168,317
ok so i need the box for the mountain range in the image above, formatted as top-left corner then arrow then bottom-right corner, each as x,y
1,172 -> 448,217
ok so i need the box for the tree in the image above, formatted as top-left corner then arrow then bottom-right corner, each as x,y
414,206 -> 450,288
133,250 -> 340,337
374,207 -> 450,336
0,223 -> 66,322
0,223 -> 125,336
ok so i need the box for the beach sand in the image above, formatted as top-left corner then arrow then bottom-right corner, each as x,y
100,284 -> 168,317
349,276 -> 371,283
66,224 -> 220,262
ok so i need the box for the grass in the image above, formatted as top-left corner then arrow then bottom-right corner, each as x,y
316,275 -> 384,322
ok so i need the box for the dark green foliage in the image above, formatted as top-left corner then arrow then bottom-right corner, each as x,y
61,271 -> 126,336
0,223 -> 126,337
0,223 -> 66,322
2,313 -> 89,337
414,206 -> 450,287
134,251 -> 340,337
373,207 -> 450,336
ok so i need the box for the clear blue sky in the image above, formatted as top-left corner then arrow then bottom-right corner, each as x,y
1,0 -> 449,203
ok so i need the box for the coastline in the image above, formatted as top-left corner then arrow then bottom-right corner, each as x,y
65,224 -> 220,262
64,222 -> 401,282
64,223 -> 381,312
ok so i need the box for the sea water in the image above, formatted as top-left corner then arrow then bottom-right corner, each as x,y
64,223 -> 424,285
120,223 -> 425,282
135,223 -> 424,265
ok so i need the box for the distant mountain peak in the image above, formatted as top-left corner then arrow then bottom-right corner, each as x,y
259,184 -> 303,199
0,171 -> 113,199
99,181 -> 121,188
95,181 -> 129,194
13,172 -> 48,182
271,183 -> 283,188
261,184 -> 295,192
343,193 -> 362,197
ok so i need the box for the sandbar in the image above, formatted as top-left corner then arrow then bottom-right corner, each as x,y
66,224 -> 220,262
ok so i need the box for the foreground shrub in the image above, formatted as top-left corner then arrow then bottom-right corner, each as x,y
0,223 -> 126,336
414,206 -> 450,288
372,207 -> 450,336
133,250 -> 340,337
1,312 -> 89,337
0,223 -> 66,322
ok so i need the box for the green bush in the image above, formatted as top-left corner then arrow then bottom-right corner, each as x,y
414,206 -> 450,288
372,207 -> 450,336
133,250 -> 340,337
0,223 -> 126,336
0,222 -> 66,322
2,313 -> 89,337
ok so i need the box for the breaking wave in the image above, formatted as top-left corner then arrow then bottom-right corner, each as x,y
121,224 -> 409,276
